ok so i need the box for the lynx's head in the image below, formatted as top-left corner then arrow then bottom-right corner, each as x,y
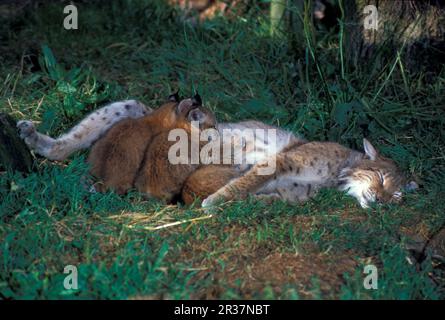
339,139 -> 417,208
156,92 -> 217,131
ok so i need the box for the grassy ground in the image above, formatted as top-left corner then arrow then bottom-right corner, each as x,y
0,0 -> 444,299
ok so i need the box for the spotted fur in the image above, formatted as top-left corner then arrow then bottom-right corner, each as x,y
17,100 -> 151,160
202,139 -> 413,209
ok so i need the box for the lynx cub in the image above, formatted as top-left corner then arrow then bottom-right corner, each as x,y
202,139 -> 414,209
87,94 -> 215,197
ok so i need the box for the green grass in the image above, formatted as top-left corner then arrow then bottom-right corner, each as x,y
0,0 -> 444,299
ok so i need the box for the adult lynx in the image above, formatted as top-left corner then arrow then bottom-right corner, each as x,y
201,139 -> 416,209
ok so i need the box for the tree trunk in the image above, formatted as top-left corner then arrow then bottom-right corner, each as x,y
0,113 -> 33,173
271,0 -> 287,35
343,0 -> 445,72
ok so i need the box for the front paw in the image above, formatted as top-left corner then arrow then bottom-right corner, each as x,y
201,192 -> 227,208
17,120 -> 36,139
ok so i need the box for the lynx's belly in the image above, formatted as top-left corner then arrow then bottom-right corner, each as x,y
216,121 -> 305,170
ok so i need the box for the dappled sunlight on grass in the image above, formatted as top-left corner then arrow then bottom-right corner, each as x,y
0,0 -> 444,299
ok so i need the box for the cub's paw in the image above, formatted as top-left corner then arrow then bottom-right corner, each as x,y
17,120 -> 36,139
201,192 -> 226,209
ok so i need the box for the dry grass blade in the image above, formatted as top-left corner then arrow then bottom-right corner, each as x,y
125,214 -> 214,231
106,206 -> 214,231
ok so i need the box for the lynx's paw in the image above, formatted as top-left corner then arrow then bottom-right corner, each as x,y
17,120 -> 41,150
201,192 -> 228,208
17,120 -> 36,139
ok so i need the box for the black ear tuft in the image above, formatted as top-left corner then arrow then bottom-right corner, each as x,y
168,90 -> 181,102
192,92 -> 202,106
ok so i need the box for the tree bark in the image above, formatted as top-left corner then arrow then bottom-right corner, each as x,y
343,0 -> 445,72
0,113 -> 33,173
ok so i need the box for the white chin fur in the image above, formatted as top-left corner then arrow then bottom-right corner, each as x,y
339,176 -> 372,208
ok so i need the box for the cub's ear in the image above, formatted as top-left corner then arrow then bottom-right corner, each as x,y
192,92 -> 202,106
363,138 -> 378,161
176,98 -> 194,115
187,108 -> 206,123
168,91 -> 181,102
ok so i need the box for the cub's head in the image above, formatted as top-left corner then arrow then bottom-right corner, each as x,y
339,139 -> 417,208
157,92 -> 216,131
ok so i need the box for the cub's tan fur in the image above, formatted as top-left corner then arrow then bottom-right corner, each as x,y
89,96 -> 215,199
182,165 -> 241,204
201,139 -> 408,209
133,107 -> 216,202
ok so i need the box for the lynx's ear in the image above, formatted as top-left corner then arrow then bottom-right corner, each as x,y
192,92 -> 202,106
176,98 -> 195,115
187,108 -> 206,123
168,90 -> 181,102
363,138 -> 378,161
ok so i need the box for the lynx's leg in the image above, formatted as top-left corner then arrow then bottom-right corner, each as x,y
202,153 -> 293,207
17,100 -> 151,160
256,183 -> 317,204
202,146 -> 331,208
229,184 -> 316,206
252,193 -> 282,204
17,120 -> 58,158
181,165 -> 241,205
